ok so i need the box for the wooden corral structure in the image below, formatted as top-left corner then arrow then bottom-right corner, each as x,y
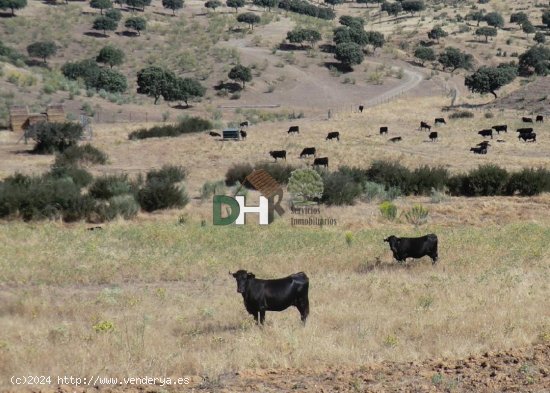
8,106 -> 29,133
46,104 -> 65,123
9,103 -> 65,132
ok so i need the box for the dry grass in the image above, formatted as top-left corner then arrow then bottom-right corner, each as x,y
0,218 -> 549,382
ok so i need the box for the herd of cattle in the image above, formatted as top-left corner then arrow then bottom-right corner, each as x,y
230,233 -> 438,325
208,113 -> 544,165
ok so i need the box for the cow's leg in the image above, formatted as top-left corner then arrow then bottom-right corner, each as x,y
259,310 -> 266,325
252,311 -> 259,324
297,297 -> 309,325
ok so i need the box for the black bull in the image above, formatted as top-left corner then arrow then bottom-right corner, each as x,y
384,234 -> 438,264
230,270 -> 309,325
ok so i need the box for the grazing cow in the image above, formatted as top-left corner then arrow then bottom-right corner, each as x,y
87,226 -> 103,231
299,147 -> 316,158
518,133 -> 536,142
492,125 -> 507,134
477,141 -> 491,148
478,129 -> 493,139
359,105 -> 364,113
312,157 -> 329,168
434,117 -> 446,125
230,270 -> 309,325
389,136 -> 402,142
269,150 -> 286,161
517,127 -> 534,135
209,131 -> 221,137
240,121 -> 249,128
522,117 -> 533,123
383,234 -> 438,264
536,115 -> 544,123
470,146 -> 488,154
288,126 -> 300,134
420,121 -> 431,131
326,131 -> 340,141
379,126 -> 388,135
240,130 -> 247,139
429,131 -> 438,141
497,139 -> 505,143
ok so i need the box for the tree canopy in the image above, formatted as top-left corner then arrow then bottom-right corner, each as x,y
483,12 -> 504,29
464,64 -> 517,99
0,0 -> 27,15
125,16 -> 146,35
226,0 -> 244,12
414,46 -> 435,66
518,45 -> 550,76
228,64 -> 252,88
237,12 -> 261,30
90,0 -> 112,14
475,26 -> 497,42
438,47 -> 473,73
137,66 -> 175,104
162,0 -> 183,14
27,41 -> 57,64
334,42 -> 364,68
427,26 -> 448,43
93,16 -> 118,36
96,45 -> 125,68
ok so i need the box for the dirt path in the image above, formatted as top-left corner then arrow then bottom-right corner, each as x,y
221,31 -> 426,113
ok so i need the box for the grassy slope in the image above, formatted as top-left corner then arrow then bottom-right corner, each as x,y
0,219 -> 548,379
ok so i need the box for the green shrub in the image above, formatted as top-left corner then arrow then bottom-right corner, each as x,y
338,165 -> 369,185
255,162 -> 298,184
366,161 -> 413,195
89,175 -> 132,200
225,163 -> 254,186
107,194 -> 139,219
362,181 -> 386,202
404,204 -> 429,226
128,117 -> 213,140
449,111 -> 474,119
411,165 -> 449,195
379,201 -> 397,221
30,122 -> 84,154
54,144 -> 107,166
287,168 -> 324,203
146,165 -> 187,184
138,179 -> 189,212
321,171 -> 362,206
450,164 -> 509,196
505,168 -> 550,196
46,165 -> 94,188
201,180 -> 226,200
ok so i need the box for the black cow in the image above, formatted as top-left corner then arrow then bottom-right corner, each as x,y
240,121 -> 249,128
300,147 -> 316,158
420,121 -> 431,131
87,226 -> 103,231
269,150 -> 286,161
518,133 -> 536,142
359,105 -> 364,113
240,130 -> 247,139
477,141 -> 491,148
429,131 -> 438,141
516,127 -> 534,135
492,125 -> 507,134
326,131 -> 340,141
389,136 -> 402,142
522,117 -> 533,123
230,270 -> 309,325
312,157 -> 328,168
379,126 -> 388,135
384,234 -> 438,264
536,115 -> 544,123
288,126 -> 300,134
209,131 -> 221,137
470,146 -> 487,154
478,129 -> 493,139
435,118 -> 446,125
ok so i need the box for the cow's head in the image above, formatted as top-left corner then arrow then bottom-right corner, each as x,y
383,236 -> 399,252
230,270 -> 255,293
